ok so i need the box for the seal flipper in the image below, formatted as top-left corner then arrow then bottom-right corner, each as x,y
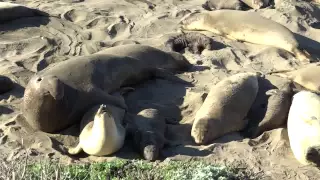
153,68 -> 194,86
92,88 -> 128,110
68,143 -> 83,155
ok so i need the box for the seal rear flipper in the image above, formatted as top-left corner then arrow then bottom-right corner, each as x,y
67,143 -> 83,155
153,68 -> 194,86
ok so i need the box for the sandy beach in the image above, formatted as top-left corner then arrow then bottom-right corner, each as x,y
0,0 -> 320,179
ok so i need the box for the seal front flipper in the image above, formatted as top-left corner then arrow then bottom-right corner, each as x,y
153,68 -> 194,86
92,88 -> 128,110
68,143 -> 83,155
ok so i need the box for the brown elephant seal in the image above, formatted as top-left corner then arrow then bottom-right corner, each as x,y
240,0 -> 270,9
67,88 -> 132,156
179,10 -> 312,63
126,108 -> 177,161
0,75 -> 14,94
248,82 -> 293,138
0,2 -> 49,23
191,72 -> 259,144
164,32 -> 214,54
287,91 -> 320,166
202,0 -> 244,10
23,44 -> 191,133
270,63 -> 320,93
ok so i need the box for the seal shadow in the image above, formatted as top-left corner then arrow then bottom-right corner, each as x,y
0,82 -> 25,100
294,33 -> 320,60
0,16 -> 50,32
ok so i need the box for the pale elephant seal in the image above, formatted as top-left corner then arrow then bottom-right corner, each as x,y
0,2 -> 49,23
287,91 -> 320,166
126,108 -> 167,161
240,0 -> 270,9
191,72 -> 259,144
248,82 -> 293,138
179,10 -> 312,63
164,32 -> 214,54
202,0 -> 244,10
270,63 -> 320,93
67,88 -> 131,156
23,44 -> 191,133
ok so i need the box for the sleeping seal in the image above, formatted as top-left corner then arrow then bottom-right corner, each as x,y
191,72 -> 259,144
179,10 -> 312,63
23,44 -> 191,133
287,91 -> 320,166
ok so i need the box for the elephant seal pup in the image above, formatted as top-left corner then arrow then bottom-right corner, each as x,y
271,64 -> 320,94
0,2 -> 49,23
249,82 -> 293,138
23,44 -> 191,133
164,32 -> 214,54
191,72 -> 259,144
126,108 -> 167,161
67,88 -> 132,156
287,91 -> 320,166
179,10 -> 311,63
240,0 -> 270,9
202,0 -> 244,10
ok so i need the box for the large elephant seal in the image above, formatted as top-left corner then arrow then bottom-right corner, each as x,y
179,10 -> 311,63
67,88 -> 131,156
248,82 -> 293,138
287,91 -> 320,166
126,108 -> 168,161
270,64 -> 320,94
0,2 -> 49,23
191,72 -> 259,144
23,44 -> 191,133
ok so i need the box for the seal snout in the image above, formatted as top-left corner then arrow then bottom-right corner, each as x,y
143,144 -> 159,161
306,146 -> 320,167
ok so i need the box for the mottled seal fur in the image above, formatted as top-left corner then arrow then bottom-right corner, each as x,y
287,91 -> 320,166
0,2 -> 49,23
240,0 -> 270,9
164,32 -> 214,54
126,108 -> 167,161
191,72 -> 259,144
202,0 -> 244,10
271,64 -> 320,94
179,10 -> 312,63
23,44 -> 191,133
248,82 -> 293,138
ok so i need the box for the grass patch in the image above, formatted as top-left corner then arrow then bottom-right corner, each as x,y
0,158 -> 256,180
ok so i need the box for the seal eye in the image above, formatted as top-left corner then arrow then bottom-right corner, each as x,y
36,77 -> 42,82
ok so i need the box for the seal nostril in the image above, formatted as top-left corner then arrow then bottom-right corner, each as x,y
36,77 -> 42,82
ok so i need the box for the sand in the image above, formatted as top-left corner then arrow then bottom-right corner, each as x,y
0,0 -> 320,179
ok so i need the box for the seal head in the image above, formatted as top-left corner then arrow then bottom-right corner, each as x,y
191,116 -> 212,144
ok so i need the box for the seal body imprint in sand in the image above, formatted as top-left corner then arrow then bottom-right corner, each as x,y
126,108 -> 167,161
191,72 -> 259,144
287,91 -> 320,166
23,45 -> 191,133
179,10 -> 311,63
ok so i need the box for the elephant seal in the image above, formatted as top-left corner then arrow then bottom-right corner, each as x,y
202,0 -> 244,10
67,88 -> 132,156
240,0 -> 270,9
0,2 -> 49,23
179,10 -> 311,63
248,82 -> 293,138
191,72 -> 259,144
164,32 -> 214,54
287,91 -> 320,166
23,44 -> 191,133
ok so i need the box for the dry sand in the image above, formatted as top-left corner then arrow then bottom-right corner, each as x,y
0,0 -> 320,179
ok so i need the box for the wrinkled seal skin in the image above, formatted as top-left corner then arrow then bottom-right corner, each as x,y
23,45 -> 191,133
191,72 -> 259,145
202,0 -> 244,10
0,2 -> 49,23
126,108 -> 166,161
287,91 -> 320,167
165,32 -> 214,54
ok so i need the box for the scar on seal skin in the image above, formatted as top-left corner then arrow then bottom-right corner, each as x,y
165,32 -> 214,54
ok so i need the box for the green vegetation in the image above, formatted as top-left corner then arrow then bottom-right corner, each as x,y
1,158 -> 256,180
